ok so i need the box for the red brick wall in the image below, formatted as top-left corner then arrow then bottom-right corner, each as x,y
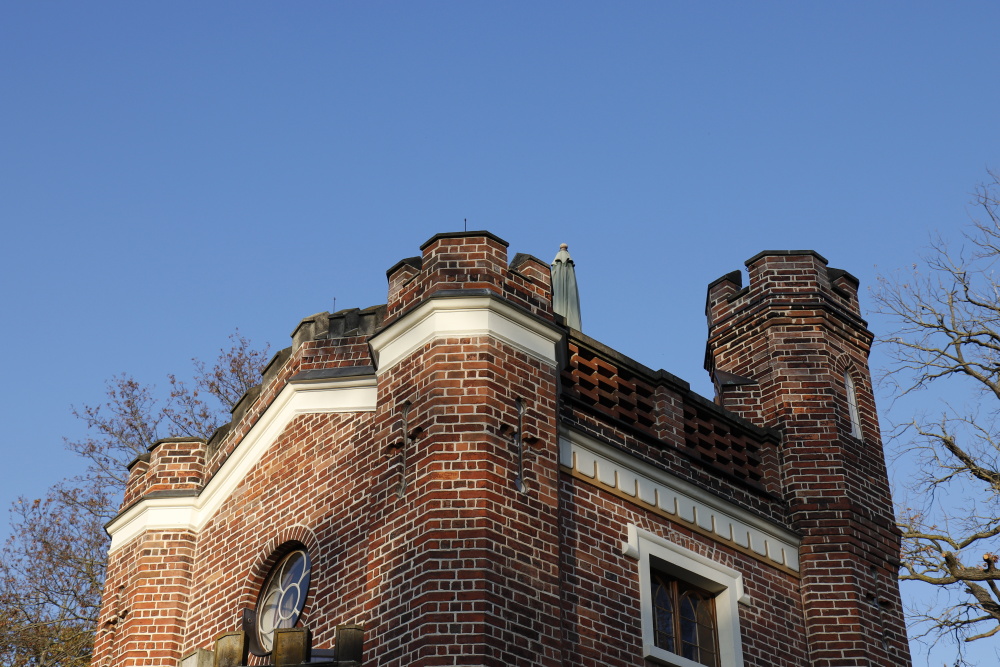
558,477 -> 809,666
95,530 -> 197,666
95,236 -> 909,667
183,410 -> 376,657
362,335 -> 563,666
706,251 -> 910,666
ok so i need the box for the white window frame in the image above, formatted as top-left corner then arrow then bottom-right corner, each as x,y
623,524 -> 748,667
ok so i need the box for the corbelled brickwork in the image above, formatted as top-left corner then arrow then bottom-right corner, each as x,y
95,233 -> 910,667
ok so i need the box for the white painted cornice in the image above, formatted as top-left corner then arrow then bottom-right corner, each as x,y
560,426 -> 800,571
369,295 -> 563,373
106,376 -> 377,553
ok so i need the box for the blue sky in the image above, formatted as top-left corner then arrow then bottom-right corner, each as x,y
2,3 -> 998,663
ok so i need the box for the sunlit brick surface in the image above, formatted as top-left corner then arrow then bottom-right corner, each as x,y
95,237 -> 910,667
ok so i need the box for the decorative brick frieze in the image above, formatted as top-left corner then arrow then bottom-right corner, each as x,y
561,428 -> 800,572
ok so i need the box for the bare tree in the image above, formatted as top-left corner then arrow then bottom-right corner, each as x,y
875,169 -> 1000,658
0,331 -> 270,666
0,485 -> 109,667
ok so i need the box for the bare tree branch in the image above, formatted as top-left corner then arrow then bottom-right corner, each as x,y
0,331 -> 270,666
876,170 -> 1000,658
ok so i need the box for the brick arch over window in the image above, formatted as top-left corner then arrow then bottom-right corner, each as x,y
833,354 -> 864,439
238,524 -> 321,615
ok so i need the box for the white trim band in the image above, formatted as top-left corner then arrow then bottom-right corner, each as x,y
106,377 -> 377,553
369,295 -> 563,373
561,427 -> 800,571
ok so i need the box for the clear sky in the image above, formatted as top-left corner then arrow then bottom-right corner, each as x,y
2,3 -> 998,664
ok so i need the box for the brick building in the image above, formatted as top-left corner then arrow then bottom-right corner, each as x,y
95,231 -> 911,667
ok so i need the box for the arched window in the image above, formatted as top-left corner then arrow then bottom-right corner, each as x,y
652,572 -> 676,652
844,371 -> 862,439
255,547 -> 311,652
651,571 -> 720,667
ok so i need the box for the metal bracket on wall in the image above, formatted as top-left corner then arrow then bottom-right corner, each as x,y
396,402 -> 411,498
513,398 -> 528,494
391,402 -> 422,498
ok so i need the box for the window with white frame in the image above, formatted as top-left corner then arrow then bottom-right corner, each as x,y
255,546 -> 312,653
623,524 -> 747,667
844,371 -> 862,439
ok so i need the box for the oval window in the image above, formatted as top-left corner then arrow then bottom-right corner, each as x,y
256,548 -> 311,652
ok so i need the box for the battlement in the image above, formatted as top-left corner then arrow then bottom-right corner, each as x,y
385,230 -> 554,324
291,305 -> 386,350
120,438 -> 206,510
706,250 -> 862,332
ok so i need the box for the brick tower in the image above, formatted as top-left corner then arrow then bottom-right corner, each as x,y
705,251 -> 911,666
362,231 -> 566,666
93,231 -> 569,667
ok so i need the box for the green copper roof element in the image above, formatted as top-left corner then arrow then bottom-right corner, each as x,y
551,243 -> 582,330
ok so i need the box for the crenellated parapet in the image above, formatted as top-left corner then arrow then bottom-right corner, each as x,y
146,438 -> 207,495
705,251 -> 871,423
116,305 -> 389,513
384,230 -> 554,326
120,438 -> 206,509
706,251 -> 868,356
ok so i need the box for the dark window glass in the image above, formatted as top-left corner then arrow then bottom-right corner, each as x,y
650,572 -> 720,667
653,575 -> 676,652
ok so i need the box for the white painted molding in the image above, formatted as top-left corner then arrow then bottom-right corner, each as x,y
106,376 -> 377,553
628,524 -> 746,667
623,524 -> 750,605
561,427 -> 800,571
369,295 -> 563,373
